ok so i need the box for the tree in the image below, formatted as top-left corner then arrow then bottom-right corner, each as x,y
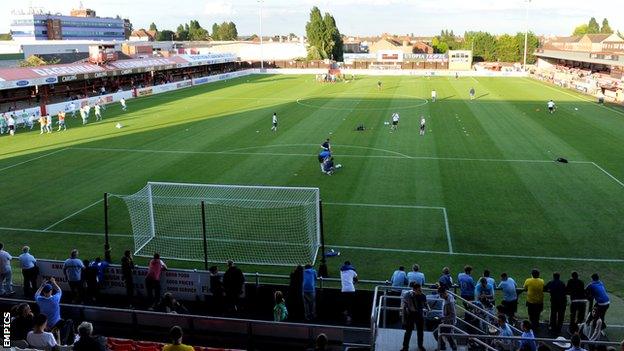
176,24 -> 189,41
463,31 -> 497,61
600,18 -> 613,34
495,34 -> 519,62
19,55 -> 59,67
573,24 -> 589,36
187,20 -> 208,41
588,17 -> 600,34
157,30 -> 175,41
514,32 -> 539,64
149,22 -> 158,31
0,33 -> 12,40
322,13 -> 342,61
211,23 -> 220,40
305,7 -> 327,59
217,22 -> 238,41
618,30 -> 624,40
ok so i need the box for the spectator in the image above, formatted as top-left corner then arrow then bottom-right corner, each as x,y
83,259 -> 98,303
491,314 -> 514,350
475,277 -> 495,306
458,265 -> 476,304
498,273 -> 518,322
302,264 -> 317,321
208,265 -> 224,314
566,334 -> 587,351
35,278 -> 62,330
73,321 -> 106,351
158,292 -> 188,314
585,274 -> 609,323
482,269 -> 496,290
18,246 -> 38,299
433,287 -> 457,351
401,283 -> 429,351
62,249 -> 85,303
121,250 -> 135,308
519,320 -> 537,351
307,333 -> 329,351
544,272 -> 567,336
438,267 -> 453,290
566,271 -> 586,332
90,257 -> 109,286
580,307 -> 604,342
0,243 -> 14,296
163,326 -> 195,351
287,265 -> 304,321
407,264 -> 425,286
10,303 -> 34,341
273,290 -> 288,322
523,269 -> 544,333
26,314 -> 59,350
390,266 -> 408,288
223,260 -> 245,313
145,253 -> 167,308
339,260 -> 358,324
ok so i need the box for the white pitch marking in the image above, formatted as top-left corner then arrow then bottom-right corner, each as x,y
0,148 -> 68,173
591,162 -> 624,188
43,198 -> 104,231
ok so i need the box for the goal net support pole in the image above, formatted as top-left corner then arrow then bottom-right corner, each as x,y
103,192 -> 112,263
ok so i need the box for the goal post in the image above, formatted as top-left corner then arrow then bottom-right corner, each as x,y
117,182 -> 322,266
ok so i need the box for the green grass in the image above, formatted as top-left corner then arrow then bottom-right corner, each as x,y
1,74 -> 624,323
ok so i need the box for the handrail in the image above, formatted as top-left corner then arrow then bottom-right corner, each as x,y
436,325 -> 622,348
447,290 -> 523,335
435,324 -> 498,351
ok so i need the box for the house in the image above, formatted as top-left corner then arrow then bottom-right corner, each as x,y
577,33 -> 623,52
129,29 -> 157,42
368,37 -> 433,55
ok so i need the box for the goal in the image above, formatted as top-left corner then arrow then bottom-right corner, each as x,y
118,182 -> 321,266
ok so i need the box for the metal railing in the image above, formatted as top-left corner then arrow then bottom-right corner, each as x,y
436,324 -> 622,351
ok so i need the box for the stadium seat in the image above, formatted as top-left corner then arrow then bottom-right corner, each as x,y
135,345 -> 160,351
108,344 -> 134,351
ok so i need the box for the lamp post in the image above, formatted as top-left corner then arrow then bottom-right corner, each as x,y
522,0 -> 531,69
258,0 -> 264,69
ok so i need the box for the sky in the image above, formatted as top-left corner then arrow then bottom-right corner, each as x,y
1,0 -> 623,37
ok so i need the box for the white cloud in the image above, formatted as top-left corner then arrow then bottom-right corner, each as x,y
205,1 -> 235,16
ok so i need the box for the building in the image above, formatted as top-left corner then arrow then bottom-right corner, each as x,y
10,8 -> 125,41
130,29 -> 158,42
369,37 -> 433,55
448,50 -> 473,70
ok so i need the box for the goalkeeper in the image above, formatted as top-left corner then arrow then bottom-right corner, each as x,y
318,149 -> 331,172
323,157 -> 342,175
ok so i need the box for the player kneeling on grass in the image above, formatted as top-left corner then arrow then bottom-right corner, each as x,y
547,100 -> 556,114
323,157 -> 342,175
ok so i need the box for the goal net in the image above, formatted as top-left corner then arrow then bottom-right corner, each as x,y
118,182 -> 321,266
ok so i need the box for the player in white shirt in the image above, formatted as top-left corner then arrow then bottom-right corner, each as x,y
431,90 -> 437,102
420,116 -> 426,136
80,106 -> 88,125
340,261 -> 358,324
7,115 -> 15,136
69,102 -> 76,118
271,112 -> 278,131
120,98 -> 127,111
95,104 -> 102,121
28,114 -> 36,130
45,115 -> 53,133
390,112 -> 400,132
547,100 -> 556,114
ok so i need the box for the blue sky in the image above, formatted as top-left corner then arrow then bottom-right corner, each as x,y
2,0 -> 623,36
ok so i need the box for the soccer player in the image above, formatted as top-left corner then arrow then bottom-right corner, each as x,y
7,115 -> 15,136
69,101 -> 76,118
120,98 -> 127,111
95,104 -> 102,121
377,81 -> 382,91
469,87 -> 476,100
431,89 -> 437,102
391,113 -> 400,132
28,114 -> 36,130
45,114 -> 53,133
321,138 -> 331,151
420,116 -> 426,136
84,104 -> 91,119
271,112 -> 278,131
57,111 -> 66,131
547,100 -> 556,114
323,157 -> 342,175
39,115 -> 46,134
318,149 -> 331,172
80,106 -> 88,125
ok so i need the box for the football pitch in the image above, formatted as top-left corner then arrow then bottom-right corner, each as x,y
1,74 -> 624,303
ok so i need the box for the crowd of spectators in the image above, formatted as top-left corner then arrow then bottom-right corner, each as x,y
532,64 -> 624,102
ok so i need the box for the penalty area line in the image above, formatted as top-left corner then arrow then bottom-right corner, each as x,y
42,198 -> 104,231
0,148 -> 69,173
331,245 -> 624,263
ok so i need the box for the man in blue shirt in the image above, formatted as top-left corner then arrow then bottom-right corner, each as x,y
407,264 -> 425,287
390,266 -> 408,288
63,249 -> 85,303
438,267 -> 453,290
498,273 -> 518,321
302,264 -> 317,321
18,246 -> 38,299
457,265 -> 476,303
35,278 -> 62,328
519,320 -> 537,351
586,273 -> 610,323
318,150 -> 331,172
